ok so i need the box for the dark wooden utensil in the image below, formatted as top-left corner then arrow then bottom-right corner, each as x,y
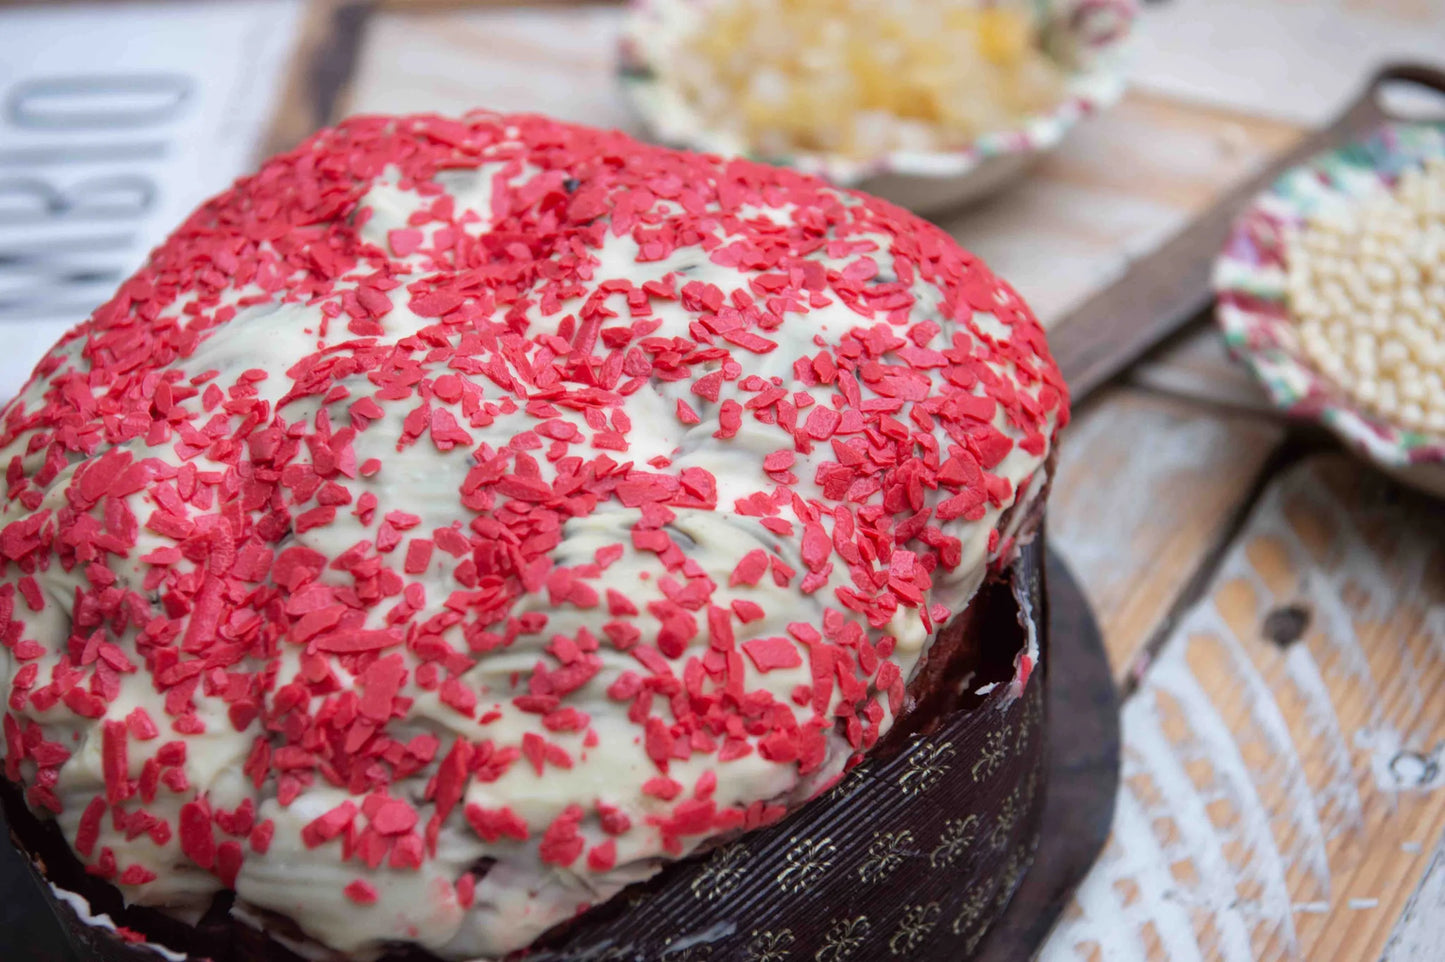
1050,62 -> 1445,403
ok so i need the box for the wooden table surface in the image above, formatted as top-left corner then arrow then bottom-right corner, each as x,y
287,3 -> 1445,958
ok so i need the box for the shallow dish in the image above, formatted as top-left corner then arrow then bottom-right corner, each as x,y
618,0 -> 1134,214
1212,122 -> 1445,497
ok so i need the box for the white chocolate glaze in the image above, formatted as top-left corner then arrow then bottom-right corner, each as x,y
0,113 -> 1066,960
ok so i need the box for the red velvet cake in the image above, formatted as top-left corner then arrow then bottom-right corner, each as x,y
0,112 -> 1067,961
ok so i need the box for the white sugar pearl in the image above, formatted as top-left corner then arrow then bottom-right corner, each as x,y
1285,155 -> 1445,434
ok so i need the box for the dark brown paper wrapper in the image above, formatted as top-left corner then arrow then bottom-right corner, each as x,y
2,538 -> 1050,962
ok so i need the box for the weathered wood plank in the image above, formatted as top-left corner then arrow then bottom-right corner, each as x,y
1379,842 -> 1445,961
349,4 -> 633,130
1042,454 -> 1445,962
1047,389 -> 1285,680
1126,323 -> 1276,417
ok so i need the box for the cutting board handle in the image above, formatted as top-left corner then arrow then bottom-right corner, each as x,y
1351,62 -> 1445,128
1054,59 -> 1445,401
1373,62 -> 1445,98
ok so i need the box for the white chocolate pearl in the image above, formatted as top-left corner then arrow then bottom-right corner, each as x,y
1284,156 -> 1445,435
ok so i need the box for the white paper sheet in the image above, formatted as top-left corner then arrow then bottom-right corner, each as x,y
0,0 -> 303,399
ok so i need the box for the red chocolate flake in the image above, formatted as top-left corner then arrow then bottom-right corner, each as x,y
404,539 -> 434,574
314,629 -> 404,653
731,600 -> 765,622
642,777 -> 683,800
89,847 -> 118,880
800,522 -> 831,572
715,400 -> 743,439
76,797 -> 106,857
456,872 -> 477,908
344,879 -> 379,905
388,228 -> 424,257
742,637 -> 803,673
464,803 -> 529,843
586,839 -> 617,872
538,804 -> 586,866
301,801 -> 357,849
17,577 -> 43,612
179,801 -> 216,870
762,450 -> 795,472
675,400 -> 701,425
803,405 -> 841,439
597,803 -> 631,835
295,505 -> 337,533
101,720 -> 132,804
690,371 -> 724,402
216,841 -> 244,888
729,550 -> 769,587
371,798 -> 419,836
125,708 -> 160,741
521,732 -> 547,775
156,741 -> 187,767
606,589 -> 639,617
250,820 -> 275,854
644,717 -> 674,769
119,865 -> 158,886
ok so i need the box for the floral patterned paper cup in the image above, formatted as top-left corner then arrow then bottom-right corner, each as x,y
618,0 -> 1135,214
1212,122 -> 1445,497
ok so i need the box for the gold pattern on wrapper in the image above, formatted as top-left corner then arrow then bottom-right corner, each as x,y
951,884 -> 994,938
690,844 -> 749,902
815,916 -> 870,962
991,787 -> 1023,851
744,929 -> 795,962
897,740 -> 957,796
930,815 -> 981,868
777,836 -> 838,893
889,904 -> 943,955
857,830 -> 915,884
1019,681 -> 1044,751
972,726 -> 1012,780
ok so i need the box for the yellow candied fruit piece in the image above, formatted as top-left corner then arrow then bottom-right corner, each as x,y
975,8 -> 1032,66
674,0 -> 1064,159
943,8 -> 981,33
